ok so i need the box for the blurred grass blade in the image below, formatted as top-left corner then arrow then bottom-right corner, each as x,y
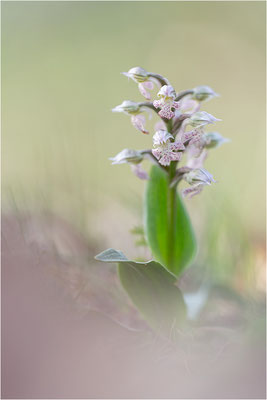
144,165 -> 197,276
95,249 -> 186,334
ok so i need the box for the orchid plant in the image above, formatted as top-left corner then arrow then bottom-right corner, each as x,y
96,67 -> 229,334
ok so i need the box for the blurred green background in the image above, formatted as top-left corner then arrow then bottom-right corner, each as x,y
2,1 -> 266,291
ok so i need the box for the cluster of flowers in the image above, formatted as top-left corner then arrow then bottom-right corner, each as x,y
111,67 -> 229,198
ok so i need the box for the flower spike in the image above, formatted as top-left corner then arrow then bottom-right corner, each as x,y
112,100 -> 151,134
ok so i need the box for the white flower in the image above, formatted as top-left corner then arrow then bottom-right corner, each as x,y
153,85 -> 180,119
122,67 -> 160,100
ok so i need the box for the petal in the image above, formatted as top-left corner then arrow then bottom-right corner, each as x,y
143,81 -> 154,90
154,120 -> 166,131
152,148 -> 163,160
153,100 -> 161,109
182,184 -> 203,198
131,164 -> 148,180
187,149 -> 208,169
170,151 -> 183,162
158,105 -> 175,119
139,83 -> 151,100
131,115 -> 149,134
170,141 -> 185,151
159,153 -> 172,166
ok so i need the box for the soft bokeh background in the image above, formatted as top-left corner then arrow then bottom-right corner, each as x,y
2,0 -> 266,289
2,2 -> 266,398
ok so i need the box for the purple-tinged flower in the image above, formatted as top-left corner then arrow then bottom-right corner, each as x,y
152,130 -> 185,166
182,128 -> 203,145
122,67 -> 160,100
192,85 -> 219,102
131,164 -> 148,180
153,85 -> 180,119
184,130 -> 229,159
112,100 -> 151,134
110,149 -> 143,165
110,149 -> 148,180
182,168 -> 215,198
174,98 -> 200,119
131,114 -> 148,135
188,111 -> 221,128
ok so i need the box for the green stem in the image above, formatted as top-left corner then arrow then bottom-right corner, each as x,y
166,119 -> 177,270
168,161 -> 177,269
175,89 -> 194,102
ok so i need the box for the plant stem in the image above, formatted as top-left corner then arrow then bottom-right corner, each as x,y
166,119 -> 177,270
168,161 -> 177,269
175,89 -> 194,102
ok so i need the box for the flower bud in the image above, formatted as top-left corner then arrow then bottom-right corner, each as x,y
110,149 -> 143,165
192,85 -> 219,102
122,67 -> 149,83
188,111 -> 221,128
112,100 -> 140,115
202,131 -> 230,149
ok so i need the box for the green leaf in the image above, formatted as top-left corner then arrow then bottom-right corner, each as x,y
144,165 -> 197,276
95,249 -> 186,334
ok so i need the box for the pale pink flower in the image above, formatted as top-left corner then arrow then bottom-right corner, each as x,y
112,100 -> 151,134
110,149 -> 148,180
174,98 -> 200,119
131,114 -> 148,134
152,130 -> 185,166
122,67 -> 160,100
185,130 -> 229,161
182,168 -> 215,198
182,128 -> 203,146
153,85 -> 180,119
